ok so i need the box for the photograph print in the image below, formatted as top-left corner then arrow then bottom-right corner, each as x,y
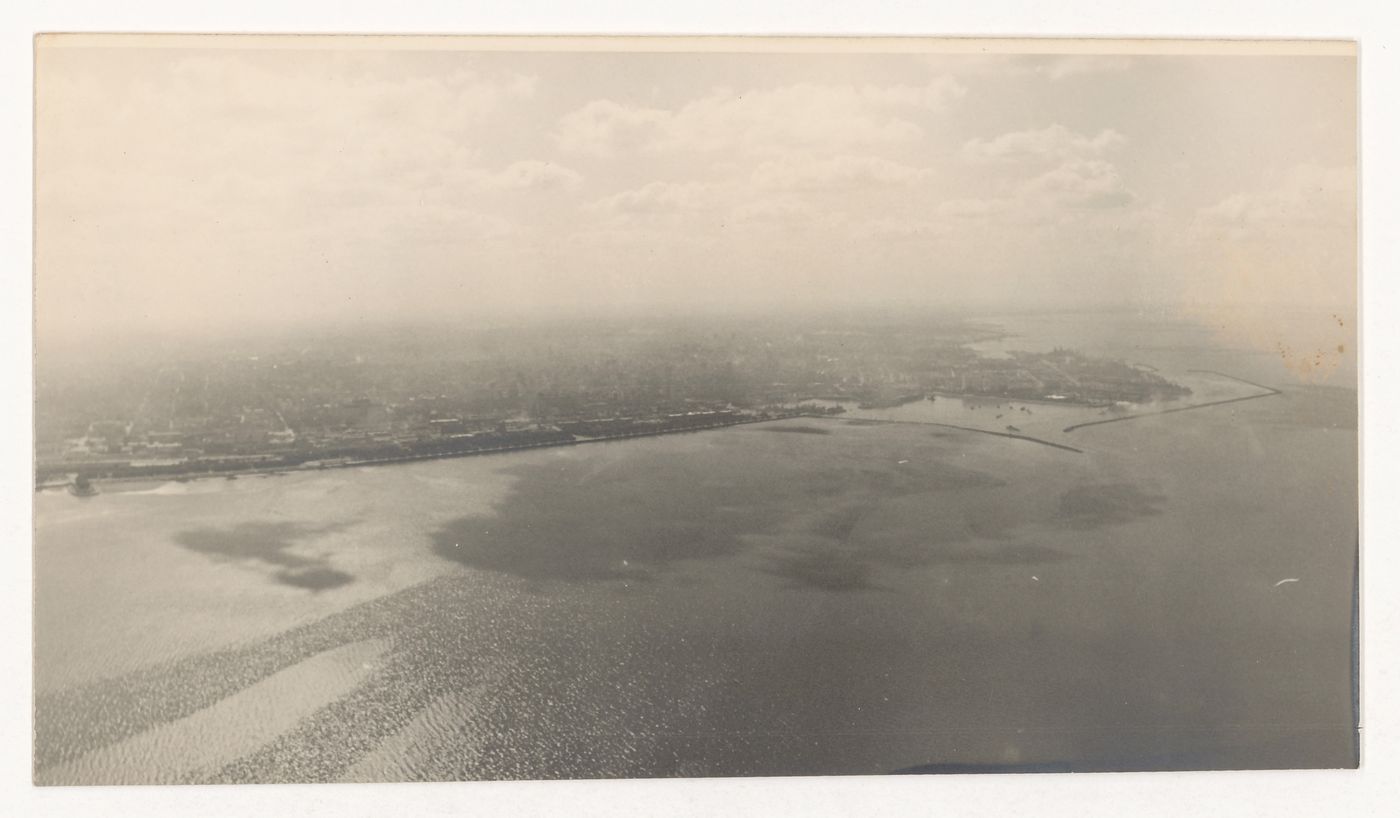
32,35 -> 1358,784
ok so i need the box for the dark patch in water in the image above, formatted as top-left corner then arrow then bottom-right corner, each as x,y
174,521 -> 355,591
274,567 -> 356,591
764,496 -> 1068,592
432,442 -> 1006,585
432,459 -> 752,582
926,543 -> 1070,565
1057,484 -> 1166,529
764,545 -> 878,591
758,425 -> 831,435
842,419 -> 884,426
812,505 -> 866,542
765,537 -> 1070,591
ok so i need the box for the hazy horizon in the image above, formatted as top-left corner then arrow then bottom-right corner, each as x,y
35,40 -> 1356,345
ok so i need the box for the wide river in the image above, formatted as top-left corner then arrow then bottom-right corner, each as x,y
33,310 -> 1358,783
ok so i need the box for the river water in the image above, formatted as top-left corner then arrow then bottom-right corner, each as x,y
33,311 -> 1358,782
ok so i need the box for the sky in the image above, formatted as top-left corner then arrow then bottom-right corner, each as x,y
34,39 -> 1357,342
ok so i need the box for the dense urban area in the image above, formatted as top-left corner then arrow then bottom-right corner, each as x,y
36,315 -> 1190,486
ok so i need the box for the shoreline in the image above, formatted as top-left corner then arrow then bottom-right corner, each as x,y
40,413 -> 804,492
802,415 -> 1085,454
39,368 -> 1266,493
799,391 -> 1115,409
923,389 -> 1114,409
45,367 -> 1256,493
1062,371 -> 1282,433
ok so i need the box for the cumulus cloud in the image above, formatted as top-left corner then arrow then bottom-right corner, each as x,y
35,50 -> 552,335
937,198 -> 1007,219
35,45 -> 1357,337
1020,159 -> 1135,209
552,99 -> 671,157
556,77 -> 965,157
929,125 -> 1136,232
38,52 -> 541,213
730,195 -> 820,223
962,124 -> 1126,163
916,159 -> 1133,228
1180,164 -> 1356,343
751,154 -> 936,191
474,160 -> 583,191
585,181 -> 729,216
587,153 -> 940,228
1196,164 -> 1354,232
847,217 -> 949,241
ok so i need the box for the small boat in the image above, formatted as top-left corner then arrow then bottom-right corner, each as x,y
1005,425 -> 1021,433
68,475 -> 98,497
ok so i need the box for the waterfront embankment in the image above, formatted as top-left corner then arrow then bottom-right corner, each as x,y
1062,371 -> 1282,433
48,413 -> 804,492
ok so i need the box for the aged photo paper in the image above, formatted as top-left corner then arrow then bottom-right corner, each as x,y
32,34 -> 1357,786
